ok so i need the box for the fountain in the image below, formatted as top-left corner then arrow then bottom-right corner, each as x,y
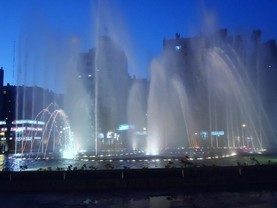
6,3 -> 276,171
145,53 -> 193,155
143,33 -> 274,156
34,103 -> 77,159
12,103 -> 77,159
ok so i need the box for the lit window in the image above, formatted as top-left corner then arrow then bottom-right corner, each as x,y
175,45 -> 182,50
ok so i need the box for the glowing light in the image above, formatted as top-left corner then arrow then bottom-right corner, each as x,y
62,148 -> 77,159
11,127 -> 25,132
26,127 -> 43,131
12,120 -> 45,125
146,147 -> 159,156
211,131 -> 224,136
175,45 -> 182,50
146,139 -> 159,155
118,124 -> 134,131
231,152 -> 237,156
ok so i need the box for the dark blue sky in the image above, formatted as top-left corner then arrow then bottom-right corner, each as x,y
1,0 -> 277,89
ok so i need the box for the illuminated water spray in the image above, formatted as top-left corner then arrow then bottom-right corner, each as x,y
37,103 -> 77,159
18,103 -> 77,159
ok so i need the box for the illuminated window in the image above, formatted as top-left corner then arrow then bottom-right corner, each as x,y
175,45 -> 182,50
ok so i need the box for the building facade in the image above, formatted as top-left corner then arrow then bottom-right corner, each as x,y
0,77 -> 63,153
69,36 -> 131,149
162,29 -> 277,148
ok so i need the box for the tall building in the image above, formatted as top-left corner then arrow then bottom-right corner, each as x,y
73,36 -> 131,147
0,67 -> 4,152
163,33 -> 211,132
162,29 -> 277,147
1,83 -> 63,153
258,39 -> 277,128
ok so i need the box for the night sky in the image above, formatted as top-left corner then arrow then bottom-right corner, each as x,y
1,0 -> 277,90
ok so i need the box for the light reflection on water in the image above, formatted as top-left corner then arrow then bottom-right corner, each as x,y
0,154 -> 238,171
1,151 -> 277,171
1,153 -> 277,207
0,191 -> 277,208
3,157 -> 175,171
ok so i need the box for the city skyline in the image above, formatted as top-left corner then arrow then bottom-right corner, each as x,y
1,0 -> 277,92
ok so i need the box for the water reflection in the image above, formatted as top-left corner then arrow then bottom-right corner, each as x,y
1,153 -> 277,171
0,191 -> 276,208
1,153 -> 277,207
0,154 -> 4,171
